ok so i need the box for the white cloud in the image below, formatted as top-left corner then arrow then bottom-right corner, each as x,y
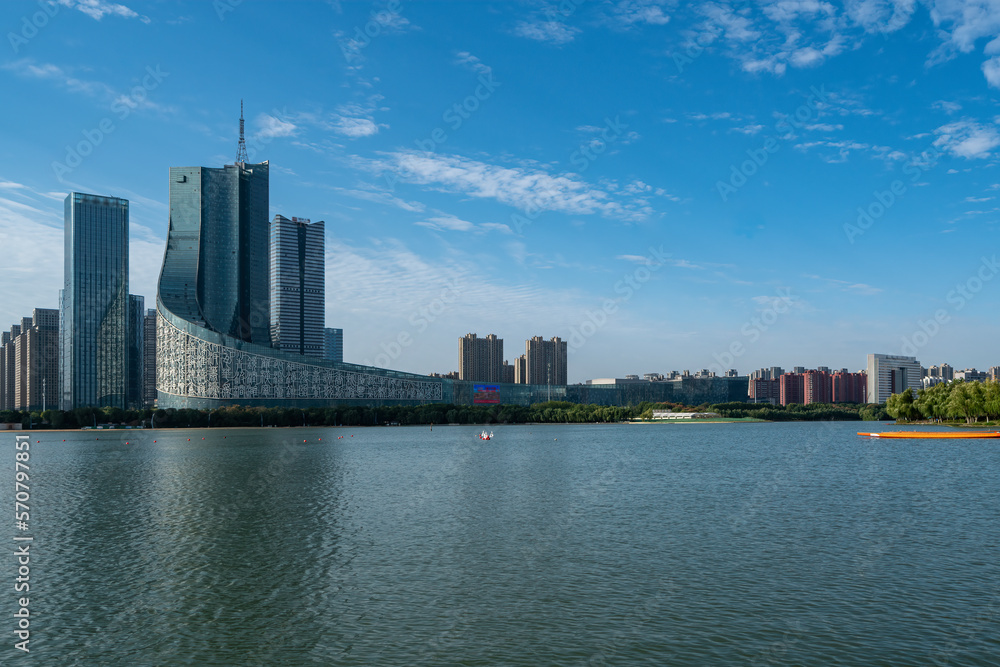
415,214 -> 513,234
352,151 -> 653,221
333,187 -> 426,212
255,114 -> 297,140
416,215 -> 475,232
611,0 -> 672,26
455,51 -> 492,75
56,0 -> 149,22
983,56 -> 1000,88
932,99 -> 962,113
332,116 -> 379,138
933,118 -> 1000,159
513,20 -> 580,44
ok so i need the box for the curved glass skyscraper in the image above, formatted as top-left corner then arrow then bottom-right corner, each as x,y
155,160 -> 444,408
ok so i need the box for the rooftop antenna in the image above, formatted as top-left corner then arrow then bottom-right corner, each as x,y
236,100 -> 248,163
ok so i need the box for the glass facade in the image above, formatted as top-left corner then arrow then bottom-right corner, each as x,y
162,163 -> 270,345
61,192 -> 129,410
270,216 -> 325,356
127,294 -> 145,409
323,327 -> 343,363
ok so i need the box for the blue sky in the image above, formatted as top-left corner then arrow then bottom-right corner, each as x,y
1,0 -> 998,382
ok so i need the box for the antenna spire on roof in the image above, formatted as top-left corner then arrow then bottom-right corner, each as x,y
236,100 -> 248,163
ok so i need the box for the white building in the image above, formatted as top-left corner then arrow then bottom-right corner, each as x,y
866,353 -> 922,403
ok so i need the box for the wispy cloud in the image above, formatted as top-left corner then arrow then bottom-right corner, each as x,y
255,113 -> 297,139
415,213 -> 512,234
513,20 -> 580,44
56,0 -> 150,23
455,51 -> 492,75
352,151 -> 654,220
933,118 -> 1000,159
608,0 -> 672,26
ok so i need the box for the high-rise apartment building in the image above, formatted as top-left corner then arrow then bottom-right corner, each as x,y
525,336 -> 567,385
1,327 -> 20,410
502,360 -> 515,384
323,327 -> 344,363
23,309 -> 59,412
143,308 -> 157,407
832,371 -> 867,403
867,354 -> 922,404
929,363 -> 954,381
514,354 -> 527,384
779,373 -> 804,405
61,192 -> 130,410
459,333 -> 504,383
803,369 -> 831,404
270,215 -> 325,356
162,162 -> 270,345
749,378 -> 780,404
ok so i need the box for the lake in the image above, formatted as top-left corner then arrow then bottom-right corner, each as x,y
4,421 -> 999,665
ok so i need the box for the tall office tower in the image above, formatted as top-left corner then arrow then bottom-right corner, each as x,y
867,354 -> 922,404
18,309 -> 60,412
163,161 -> 270,345
126,295 -> 145,409
323,327 -> 344,363
525,336 -> 568,385
61,192 -> 129,410
269,215 -> 325,356
514,354 -> 527,384
779,373 -> 804,406
458,333 -> 504,382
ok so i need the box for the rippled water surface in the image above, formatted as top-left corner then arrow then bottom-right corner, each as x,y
5,421 -> 1000,665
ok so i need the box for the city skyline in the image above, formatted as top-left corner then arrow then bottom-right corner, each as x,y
2,1 -> 1000,383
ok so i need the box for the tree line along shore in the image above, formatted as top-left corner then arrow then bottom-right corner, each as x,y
2,399 -> 894,429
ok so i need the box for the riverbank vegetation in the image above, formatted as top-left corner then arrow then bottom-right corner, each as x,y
885,380 -> 1000,424
3,398 -> 889,429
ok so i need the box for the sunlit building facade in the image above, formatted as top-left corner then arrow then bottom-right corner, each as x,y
60,192 -> 129,410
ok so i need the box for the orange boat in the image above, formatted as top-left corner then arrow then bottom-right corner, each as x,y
857,431 -> 1000,439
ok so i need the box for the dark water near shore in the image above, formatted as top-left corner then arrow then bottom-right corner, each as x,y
4,422 -> 1000,665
